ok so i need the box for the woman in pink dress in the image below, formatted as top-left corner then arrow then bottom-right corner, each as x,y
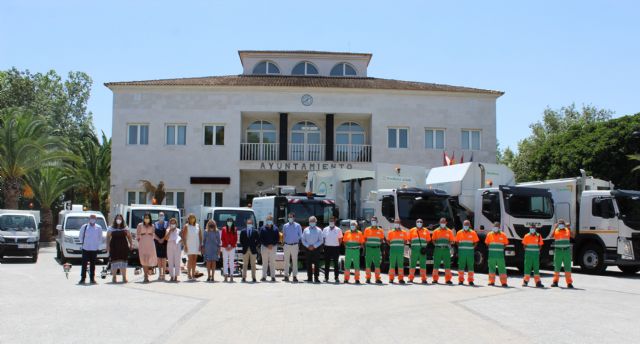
136,212 -> 158,283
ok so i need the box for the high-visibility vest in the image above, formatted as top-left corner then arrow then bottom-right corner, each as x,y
387,229 -> 408,249
553,228 -> 571,249
522,233 -> 543,252
409,228 -> 431,248
343,230 -> 363,249
485,231 -> 508,254
432,228 -> 455,248
363,227 -> 385,248
456,229 -> 479,251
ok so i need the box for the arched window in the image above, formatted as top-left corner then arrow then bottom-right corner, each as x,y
245,120 -> 277,160
292,61 -> 319,75
253,61 -> 280,75
336,122 -> 366,161
291,121 -> 322,161
330,63 -> 357,76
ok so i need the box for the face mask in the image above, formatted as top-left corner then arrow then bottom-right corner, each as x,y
266,220 -> 273,226
558,224 -> 565,229
492,227 -> 499,233
288,218 -> 294,223
529,228 -> 536,234
170,224 -> 177,229
227,221 -> 233,227
416,222 -> 423,228
371,221 -> 378,226
350,225 -> 356,230
115,219 -> 122,225
394,224 -> 401,229
247,224 -> 253,230
329,222 -> 335,227
440,223 -> 446,228
159,216 -> 165,221
89,219 -> 96,225
463,226 -> 470,231
309,222 -> 316,227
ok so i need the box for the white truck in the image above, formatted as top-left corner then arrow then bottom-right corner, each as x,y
426,162 -> 557,271
519,173 -> 640,274
55,205 -> 108,263
0,209 -> 41,262
200,206 -> 256,230
251,186 -> 337,228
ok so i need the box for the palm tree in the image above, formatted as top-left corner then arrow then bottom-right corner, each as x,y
629,154 -> 640,173
0,108 -> 67,209
140,180 -> 166,205
25,167 -> 76,242
74,132 -> 111,212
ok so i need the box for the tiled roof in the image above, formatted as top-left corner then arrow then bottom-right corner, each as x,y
104,75 -> 503,96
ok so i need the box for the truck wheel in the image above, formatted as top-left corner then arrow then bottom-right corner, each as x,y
474,245 -> 488,273
31,250 -> 38,263
56,244 -> 61,260
579,244 -> 606,274
618,265 -> 640,275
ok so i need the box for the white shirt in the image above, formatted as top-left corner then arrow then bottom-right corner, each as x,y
322,225 -> 343,247
79,223 -> 103,251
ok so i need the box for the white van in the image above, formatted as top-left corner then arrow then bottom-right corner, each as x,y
0,210 -> 41,262
55,205 -> 108,263
113,204 -> 182,254
200,206 -> 256,231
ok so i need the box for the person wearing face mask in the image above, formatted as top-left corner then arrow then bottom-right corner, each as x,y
342,220 -> 364,284
181,214 -> 203,281
221,218 -> 238,282
552,219 -> 574,288
259,215 -> 279,282
137,212 -> 158,283
408,219 -> 431,284
153,212 -> 169,281
485,222 -> 509,287
363,216 -> 385,284
301,216 -> 324,283
164,218 -> 182,282
282,212 -> 302,282
202,220 -> 221,282
455,220 -> 479,286
431,218 -> 455,284
240,218 -> 260,282
522,225 -> 544,288
387,219 -> 409,284
78,213 -> 104,285
322,216 -> 343,283
106,214 -> 133,283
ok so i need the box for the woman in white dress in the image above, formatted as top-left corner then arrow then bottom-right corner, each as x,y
164,217 -> 182,282
181,213 -> 203,280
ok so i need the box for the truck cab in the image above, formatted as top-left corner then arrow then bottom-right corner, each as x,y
0,210 -> 41,262
200,206 -> 256,231
576,190 -> 640,274
252,192 -> 337,228
55,205 -> 108,263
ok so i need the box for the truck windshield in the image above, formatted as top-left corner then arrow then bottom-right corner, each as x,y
131,210 -> 181,228
213,210 -> 256,229
504,195 -> 554,219
0,215 -> 36,231
65,217 -> 107,231
616,196 -> 640,230
287,202 -> 335,227
397,194 -> 452,228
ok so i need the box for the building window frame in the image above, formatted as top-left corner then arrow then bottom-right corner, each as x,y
126,190 -> 149,205
461,129 -> 482,150
165,123 -> 187,146
252,60 -> 281,75
387,127 -> 409,149
127,123 -> 149,145
164,190 -> 185,210
292,61 -> 319,75
203,191 -> 224,207
330,62 -> 358,76
204,124 -> 225,146
425,128 -> 445,149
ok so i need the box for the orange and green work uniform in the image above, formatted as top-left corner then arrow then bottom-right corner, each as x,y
431,227 -> 455,283
387,228 -> 408,283
485,231 -> 509,286
553,227 -> 573,285
343,230 -> 364,283
456,228 -> 479,283
522,232 -> 543,284
363,226 -> 385,282
408,227 -> 431,283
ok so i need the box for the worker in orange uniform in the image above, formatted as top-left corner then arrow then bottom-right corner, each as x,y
342,220 -> 364,284
431,218 -> 456,285
387,218 -> 409,284
522,225 -> 544,288
485,221 -> 509,287
552,219 -> 574,289
363,216 -> 386,284
455,219 -> 479,286
408,219 -> 431,284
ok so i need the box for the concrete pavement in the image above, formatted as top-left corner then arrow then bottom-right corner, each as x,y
0,246 -> 638,344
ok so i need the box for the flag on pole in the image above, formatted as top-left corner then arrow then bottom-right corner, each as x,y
443,151 -> 451,166
450,152 -> 456,165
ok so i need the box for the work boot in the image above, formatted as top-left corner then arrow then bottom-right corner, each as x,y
355,280 -> 361,285
536,282 -> 544,288
422,280 -> 428,285
446,281 -> 453,285
501,283 -> 508,288
469,281 -> 475,286
399,280 -> 406,285
489,282 -> 495,286
366,279 -> 371,284
375,279 -> 383,284
522,281 -> 528,287
551,282 -> 559,288
567,283 -> 575,289
458,281 -> 464,285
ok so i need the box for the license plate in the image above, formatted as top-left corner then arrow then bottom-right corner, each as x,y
549,250 -> 554,255
18,244 -> 35,249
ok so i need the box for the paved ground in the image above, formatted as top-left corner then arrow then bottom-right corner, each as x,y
1,246 -> 639,344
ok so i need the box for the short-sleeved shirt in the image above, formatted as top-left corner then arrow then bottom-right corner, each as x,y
363,227 -> 385,248
343,230 -> 364,249
456,229 -> 479,251
322,226 -> 343,247
432,228 -> 455,247
409,228 -> 431,247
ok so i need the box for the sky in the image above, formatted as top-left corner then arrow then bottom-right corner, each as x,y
1,0 -> 638,151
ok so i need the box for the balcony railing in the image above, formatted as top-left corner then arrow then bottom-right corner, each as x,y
335,144 -> 371,162
240,143 -> 279,160
240,143 -> 371,162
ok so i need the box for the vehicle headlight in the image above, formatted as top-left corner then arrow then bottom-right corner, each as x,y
619,237 -> 634,260
64,236 -> 75,244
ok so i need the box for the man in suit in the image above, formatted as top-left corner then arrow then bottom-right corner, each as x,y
240,218 -> 260,282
